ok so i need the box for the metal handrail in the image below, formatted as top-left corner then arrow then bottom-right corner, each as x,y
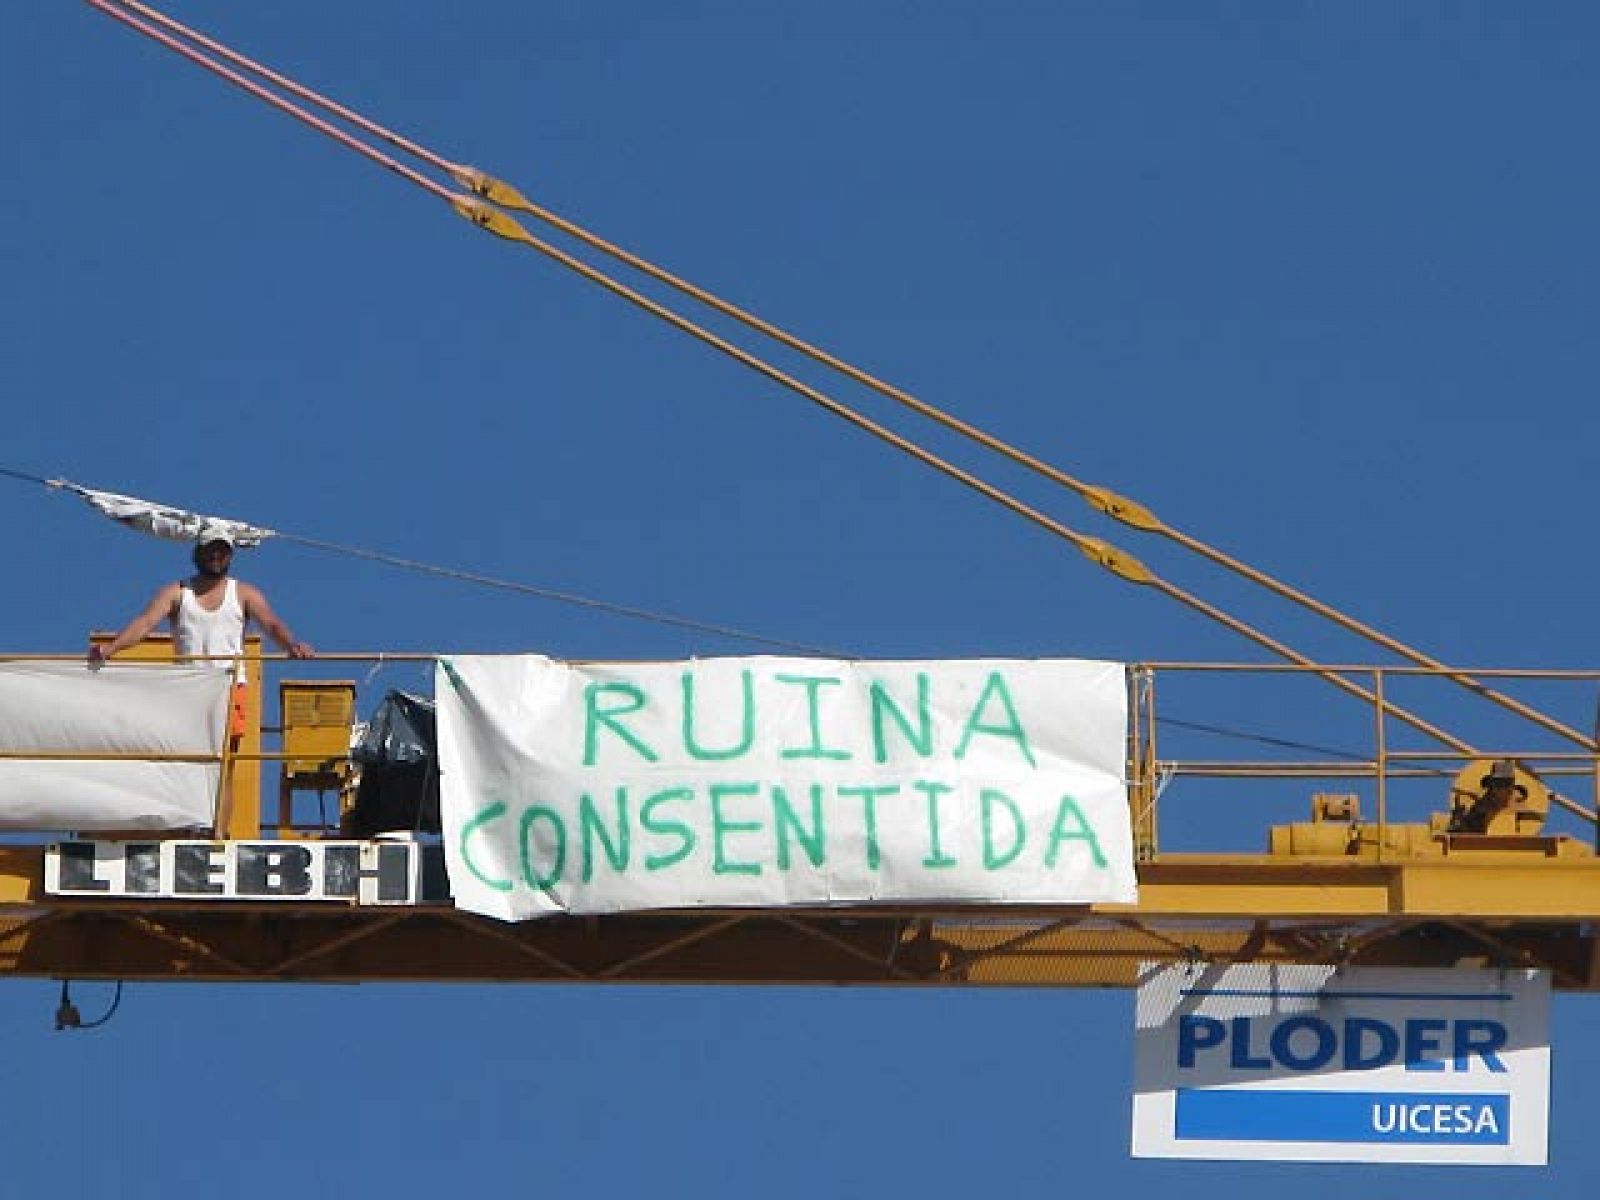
2,653 -> 1595,847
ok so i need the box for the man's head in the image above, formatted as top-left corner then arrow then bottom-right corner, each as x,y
192,524 -> 236,576
1482,759 -> 1518,790
1479,760 -> 1527,809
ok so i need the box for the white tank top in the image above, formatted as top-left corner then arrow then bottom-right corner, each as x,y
175,578 -> 248,681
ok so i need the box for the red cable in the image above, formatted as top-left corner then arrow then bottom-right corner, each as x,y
84,0 -> 456,204
111,0 -> 461,177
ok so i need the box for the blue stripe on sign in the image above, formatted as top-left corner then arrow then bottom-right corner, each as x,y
1175,1089 -> 1511,1145
1178,989 -> 1513,1002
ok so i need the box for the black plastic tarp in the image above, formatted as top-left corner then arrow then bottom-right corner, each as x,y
342,690 -> 440,836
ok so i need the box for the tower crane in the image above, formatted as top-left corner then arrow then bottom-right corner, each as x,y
1,0 -> 1596,993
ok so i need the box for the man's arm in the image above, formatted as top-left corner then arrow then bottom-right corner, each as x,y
88,582 -> 181,666
240,583 -> 314,659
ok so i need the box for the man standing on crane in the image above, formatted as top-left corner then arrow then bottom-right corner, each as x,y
1449,759 -> 1526,834
88,525 -> 313,735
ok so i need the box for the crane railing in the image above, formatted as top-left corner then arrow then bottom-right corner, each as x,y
1133,661 -> 1599,862
0,652 -> 1595,861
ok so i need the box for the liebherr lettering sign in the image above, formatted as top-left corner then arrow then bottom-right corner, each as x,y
45,839 -> 439,905
1132,964 -> 1550,1165
437,655 -> 1134,921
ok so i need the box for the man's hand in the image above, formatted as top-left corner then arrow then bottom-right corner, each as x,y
287,641 -> 314,660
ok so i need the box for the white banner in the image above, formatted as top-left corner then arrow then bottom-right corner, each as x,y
438,655 -> 1133,921
1132,963 -> 1550,1165
0,662 -> 230,831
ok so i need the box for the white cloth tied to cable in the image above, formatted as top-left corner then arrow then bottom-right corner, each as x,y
57,481 -> 274,547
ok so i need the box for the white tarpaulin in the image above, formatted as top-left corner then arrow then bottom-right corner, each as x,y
438,654 -> 1134,921
0,662 -> 231,830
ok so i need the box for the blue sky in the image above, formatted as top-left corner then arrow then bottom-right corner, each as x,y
2,1 -> 1597,1191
